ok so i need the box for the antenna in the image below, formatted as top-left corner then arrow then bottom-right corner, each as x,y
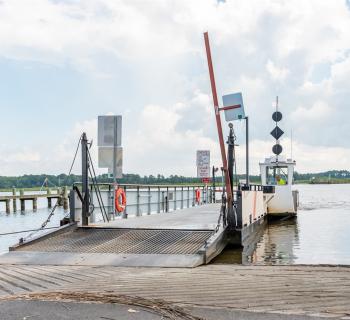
290,128 -> 293,160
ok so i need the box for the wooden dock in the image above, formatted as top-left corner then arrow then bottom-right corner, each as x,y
0,188 -> 69,213
0,264 -> 348,318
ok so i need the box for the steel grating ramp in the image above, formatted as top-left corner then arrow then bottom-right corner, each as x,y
0,226 -> 227,267
16,228 -> 213,255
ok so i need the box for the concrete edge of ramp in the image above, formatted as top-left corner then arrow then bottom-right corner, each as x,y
0,251 -> 205,268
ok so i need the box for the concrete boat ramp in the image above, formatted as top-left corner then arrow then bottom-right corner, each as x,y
0,264 -> 349,319
0,204 -> 227,268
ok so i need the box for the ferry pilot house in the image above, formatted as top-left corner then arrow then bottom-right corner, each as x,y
266,166 -> 288,185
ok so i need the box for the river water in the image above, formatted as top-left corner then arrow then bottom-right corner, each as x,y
214,184 -> 350,265
0,192 -> 66,254
1,184 -> 350,265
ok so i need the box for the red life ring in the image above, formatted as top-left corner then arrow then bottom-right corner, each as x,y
115,187 -> 127,213
195,189 -> 201,203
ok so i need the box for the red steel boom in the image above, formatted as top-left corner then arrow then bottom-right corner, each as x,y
203,32 -> 232,202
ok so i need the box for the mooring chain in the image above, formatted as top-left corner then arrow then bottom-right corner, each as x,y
21,194 -> 62,243
215,198 -> 227,233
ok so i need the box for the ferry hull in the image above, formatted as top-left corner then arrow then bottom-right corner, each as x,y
267,186 -> 299,217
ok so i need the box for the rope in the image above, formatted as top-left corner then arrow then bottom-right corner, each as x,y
22,199 -> 61,242
87,148 -> 109,222
19,135 -> 82,243
67,134 -> 83,177
0,227 -> 59,236
39,178 -> 48,192
39,178 -> 58,192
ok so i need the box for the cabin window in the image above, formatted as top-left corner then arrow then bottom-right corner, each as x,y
266,166 -> 288,185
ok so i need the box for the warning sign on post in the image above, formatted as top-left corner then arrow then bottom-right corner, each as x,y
196,150 -> 210,178
197,165 -> 210,178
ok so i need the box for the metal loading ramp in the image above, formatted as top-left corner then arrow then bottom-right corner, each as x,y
16,228 -> 213,255
0,204 -> 227,267
2,227 -> 222,267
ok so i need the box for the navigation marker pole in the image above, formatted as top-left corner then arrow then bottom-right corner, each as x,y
245,116 -> 249,186
271,96 -> 283,161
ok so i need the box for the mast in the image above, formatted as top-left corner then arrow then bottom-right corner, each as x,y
203,32 -> 232,202
81,132 -> 89,226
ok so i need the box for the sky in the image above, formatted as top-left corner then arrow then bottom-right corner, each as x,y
0,0 -> 350,177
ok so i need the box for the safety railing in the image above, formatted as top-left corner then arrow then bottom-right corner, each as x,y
72,183 -> 218,222
239,183 -> 264,191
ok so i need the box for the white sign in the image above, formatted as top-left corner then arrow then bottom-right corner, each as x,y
222,92 -> 245,121
98,115 -> 123,178
197,165 -> 210,178
196,150 -> 210,178
196,150 -> 210,166
98,147 -> 123,178
98,115 -> 122,147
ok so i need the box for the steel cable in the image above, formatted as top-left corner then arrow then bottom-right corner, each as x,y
19,135 -> 83,243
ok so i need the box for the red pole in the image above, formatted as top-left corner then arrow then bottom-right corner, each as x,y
203,32 -> 232,201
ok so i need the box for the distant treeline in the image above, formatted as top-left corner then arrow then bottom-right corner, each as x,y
294,170 -> 350,183
0,173 -> 259,189
0,170 -> 349,189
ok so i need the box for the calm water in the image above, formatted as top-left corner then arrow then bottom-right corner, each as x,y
1,184 -> 350,265
0,192 -> 66,253
213,184 -> 350,265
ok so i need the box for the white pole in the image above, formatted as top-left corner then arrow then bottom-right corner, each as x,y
290,128 -> 293,159
113,116 -> 117,219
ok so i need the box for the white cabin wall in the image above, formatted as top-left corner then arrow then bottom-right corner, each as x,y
241,190 -> 265,226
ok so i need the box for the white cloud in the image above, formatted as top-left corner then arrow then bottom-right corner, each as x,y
8,151 -> 40,163
291,101 -> 331,122
0,0 -> 350,176
266,60 -> 289,81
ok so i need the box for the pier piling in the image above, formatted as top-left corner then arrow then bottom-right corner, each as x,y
20,189 -> 25,211
57,187 -> 63,206
12,188 -> 17,212
47,188 -> 52,208
5,199 -> 10,214
63,186 -> 69,211
1,187 -> 70,214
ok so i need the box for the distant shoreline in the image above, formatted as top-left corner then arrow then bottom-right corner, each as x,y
1,181 -> 350,192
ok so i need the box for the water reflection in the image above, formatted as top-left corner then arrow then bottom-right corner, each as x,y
213,218 -> 299,265
214,207 -> 350,265
214,184 -> 350,265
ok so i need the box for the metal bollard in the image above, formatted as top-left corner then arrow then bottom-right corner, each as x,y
147,187 -> 151,215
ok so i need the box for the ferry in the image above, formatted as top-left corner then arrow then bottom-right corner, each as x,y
260,156 -> 299,217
